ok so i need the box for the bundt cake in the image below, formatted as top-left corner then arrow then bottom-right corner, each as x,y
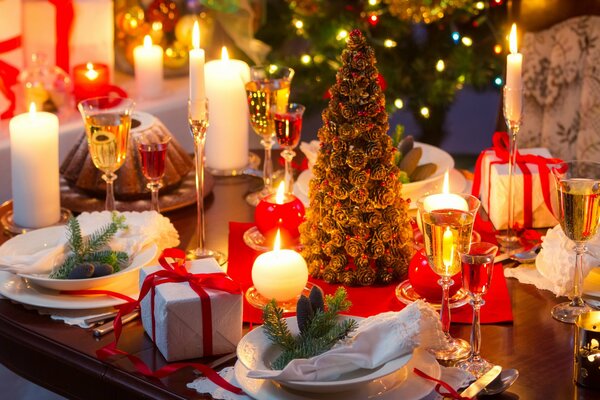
60,112 -> 194,200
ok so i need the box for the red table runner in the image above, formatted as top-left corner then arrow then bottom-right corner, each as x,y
227,222 -> 513,325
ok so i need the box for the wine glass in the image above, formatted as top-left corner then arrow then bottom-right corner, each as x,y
417,193 -> 480,361
77,96 -> 135,211
273,103 -> 304,195
549,161 -> 600,323
457,242 -> 498,377
136,133 -> 171,212
245,65 -> 294,206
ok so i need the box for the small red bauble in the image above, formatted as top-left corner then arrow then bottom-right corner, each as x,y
255,193 -> 305,247
408,249 -> 460,303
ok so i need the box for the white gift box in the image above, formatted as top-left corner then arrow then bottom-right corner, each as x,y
139,258 -> 243,362
478,147 -> 558,230
22,0 -> 114,75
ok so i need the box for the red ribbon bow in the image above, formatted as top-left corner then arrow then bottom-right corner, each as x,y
0,35 -> 21,119
48,0 -> 74,73
472,131 -> 563,230
65,248 -> 243,395
413,368 -> 472,399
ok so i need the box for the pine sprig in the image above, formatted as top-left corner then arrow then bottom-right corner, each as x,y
49,213 -> 129,279
263,287 -> 357,370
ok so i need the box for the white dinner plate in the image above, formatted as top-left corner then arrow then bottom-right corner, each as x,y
234,347 -> 441,400
237,316 -> 412,393
0,225 -> 157,291
0,270 -> 140,309
294,168 -> 468,209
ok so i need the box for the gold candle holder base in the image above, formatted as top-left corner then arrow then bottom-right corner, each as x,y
246,282 -> 320,313
0,200 -> 72,236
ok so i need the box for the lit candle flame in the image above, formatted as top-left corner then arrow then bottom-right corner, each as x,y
143,35 -> 152,48
221,46 -> 229,61
152,21 -> 162,31
84,62 -> 99,81
192,21 -> 200,49
509,23 -> 518,54
28,102 -> 36,116
273,229 -> 281,251
275,181 -> 285,204
442,227 -> 454,268
442,171 -> 450,194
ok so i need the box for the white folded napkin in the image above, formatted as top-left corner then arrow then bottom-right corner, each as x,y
299,140 -> 320,171
0,211 -> 179,275
247,300 -> 447,382
506,224 -> 600,297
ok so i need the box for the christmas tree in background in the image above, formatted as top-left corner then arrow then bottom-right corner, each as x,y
256,0 -> 507,145
299,30 -> 414,286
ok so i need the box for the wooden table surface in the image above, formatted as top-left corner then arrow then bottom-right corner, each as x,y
0,172 -> 597,400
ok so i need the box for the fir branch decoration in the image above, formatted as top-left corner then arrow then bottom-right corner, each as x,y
50,213 -> 129,279
262,287 -> 358,370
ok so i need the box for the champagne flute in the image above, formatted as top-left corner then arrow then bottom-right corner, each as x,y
245,65 -> 294,206
273,103 -> 304,195
417,193 -> 480,361
77,96 -> 135,211
549,161 -> 600,323
136,133 -> 171,212
457,242 -> 498,377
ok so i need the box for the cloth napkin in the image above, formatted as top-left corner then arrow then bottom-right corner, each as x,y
247,301 -> 446,381
299,140 -> 320,171
228,222 -> 513,324
505,224 -> 600,296
0,211 -> 179,275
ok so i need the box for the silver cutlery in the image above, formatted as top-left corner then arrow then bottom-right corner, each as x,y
83,310 -> 119,326
481,368 -> 519,396
460,365 -> 502,398
92,310 -> 140,338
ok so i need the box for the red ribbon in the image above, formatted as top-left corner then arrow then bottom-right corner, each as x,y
64,248 -> 244,395
413,368 -> 471,399
0,35 -> 21,119
48,0 -> 74,73
472,131 -> 563,230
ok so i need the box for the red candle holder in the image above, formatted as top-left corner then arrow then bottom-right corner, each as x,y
255,193 -> 305,247
72,62 -> 127,104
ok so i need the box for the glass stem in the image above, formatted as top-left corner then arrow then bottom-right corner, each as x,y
261,137 -> 274,191
571,243 -> 587,307
102,172 -> 117,211
282,148 -> 295,195
506,125 -> 519,239
148,182 -> 161,213
439,277 -> 453,337
193,136 -> 207,253
470,297 -> 484,360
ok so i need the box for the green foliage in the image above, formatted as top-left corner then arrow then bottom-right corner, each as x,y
256,0 -> 507,143
50,213 -> 129,279
262,287 -> 358,370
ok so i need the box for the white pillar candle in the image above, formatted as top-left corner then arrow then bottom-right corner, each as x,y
189,21 -> 206,120
9,104 -> 60,228
422,171 -> 469,212
252,230 -> 308,302
133,35 -> 164,99
505,23 -> 522,121
204,47 -> 250,173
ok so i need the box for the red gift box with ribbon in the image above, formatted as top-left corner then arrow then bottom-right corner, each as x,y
139,251 -> 243,362
472,132 -> 561,230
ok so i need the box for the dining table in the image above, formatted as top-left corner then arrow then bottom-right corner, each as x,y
0,160 -> 597,400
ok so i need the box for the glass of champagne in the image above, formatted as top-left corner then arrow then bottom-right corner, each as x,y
245,65 -> 294,206
457,242 -> 498,377
77,96 -> 135,211
417,193 -> 480,361
549,161 -> 600,323
136,133 -> 171,212
273,103 -> 304,195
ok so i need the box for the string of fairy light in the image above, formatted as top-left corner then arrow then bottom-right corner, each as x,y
261,0 -> 508,131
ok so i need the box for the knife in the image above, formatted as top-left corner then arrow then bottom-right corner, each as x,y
92,310 -> 140,338
460,365 -> 502,398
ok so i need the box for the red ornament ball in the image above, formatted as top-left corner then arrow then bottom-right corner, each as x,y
255,193 -> 305,247
147,0 -> 180,33
408,249 -> 461,303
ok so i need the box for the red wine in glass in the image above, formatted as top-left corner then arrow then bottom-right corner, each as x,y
139,142 -> 168,181
274,114 -> 302,148
461,254 -> 494,295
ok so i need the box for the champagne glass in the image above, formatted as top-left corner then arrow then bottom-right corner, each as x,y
496,86 -> 523,250
77,96 -> 135,211
188,99 -> 226,264
245,65 -> 294,206
457,242 -> 498,377
549,161 -> 600,323
273,103 -> 304,195
136,133 -> 171,212
417,193 -> 480,361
